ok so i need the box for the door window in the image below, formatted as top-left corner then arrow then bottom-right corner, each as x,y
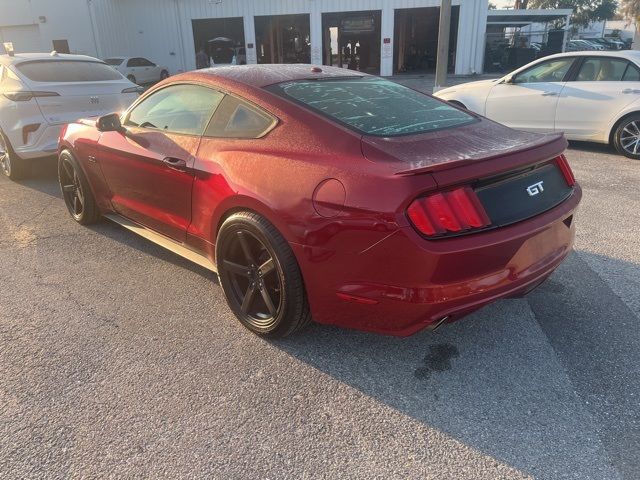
139,58 -> 156,67
124,84 -> 224,135
575,57 -> 630,81
513,58 -> 575,84
127,58 -> 141,68
205,96 -> 275,138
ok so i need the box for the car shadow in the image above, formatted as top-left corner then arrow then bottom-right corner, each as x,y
268,252 -> 638,479
15,156 -> 62,199
86,220 -> 219,284
567,140 -> 616,155
11,157 -> 217,282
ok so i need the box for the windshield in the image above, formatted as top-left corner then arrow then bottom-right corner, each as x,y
16,60 -> 124,82
104,58 -> 124,66
269,77 -> 474,137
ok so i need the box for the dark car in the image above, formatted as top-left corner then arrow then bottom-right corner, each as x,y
57,64 -> 581,337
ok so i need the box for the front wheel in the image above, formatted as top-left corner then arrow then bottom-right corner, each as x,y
613,114 -> 640,159
58,150 -> 100,225
216,212 -> 311,337
160,70 -> 169,80
127,74 -> 137,84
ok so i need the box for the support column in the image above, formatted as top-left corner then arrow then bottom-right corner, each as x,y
562,14 -> 571,52
244,15 -> 257,64
380,6 -> 394,77
434,0 -> 452,91
310,9 -> 323,65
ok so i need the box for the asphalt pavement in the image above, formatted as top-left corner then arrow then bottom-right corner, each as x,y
0,143 -> 638,479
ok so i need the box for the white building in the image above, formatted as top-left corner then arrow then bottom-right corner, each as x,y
1,0 -> 488,76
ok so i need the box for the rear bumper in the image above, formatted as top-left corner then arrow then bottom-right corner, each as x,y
14,124 -> 62,159
293,185 -> 581,336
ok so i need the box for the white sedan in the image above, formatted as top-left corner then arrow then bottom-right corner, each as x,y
104,57 -> 169,85
435,51 -> 640,159
1,51 -> 141,180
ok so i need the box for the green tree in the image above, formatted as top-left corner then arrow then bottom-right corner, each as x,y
528,0 -> 618,27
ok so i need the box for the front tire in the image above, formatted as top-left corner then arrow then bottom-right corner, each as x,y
216,212 -> 311,337
613,114 -> 640,159
58,150 -> 100,225
0,130 -> 31,180
127,74 -> 137,84
160,70 -> 169,80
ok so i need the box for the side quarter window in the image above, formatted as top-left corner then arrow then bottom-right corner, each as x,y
204,95 -> 276,139
623,62 -> 640,81
124,84 -> 225,136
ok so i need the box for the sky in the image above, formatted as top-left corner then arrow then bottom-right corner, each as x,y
492,0 -> 515,7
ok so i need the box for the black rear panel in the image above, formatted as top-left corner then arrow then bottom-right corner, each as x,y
475,162 -> 572,228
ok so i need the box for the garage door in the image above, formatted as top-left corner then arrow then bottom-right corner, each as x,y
0,25 -> 43,53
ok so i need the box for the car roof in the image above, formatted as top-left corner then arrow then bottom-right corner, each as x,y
182,64 -> 367,88
0,52 -> 102,66
546,50 -> 640,61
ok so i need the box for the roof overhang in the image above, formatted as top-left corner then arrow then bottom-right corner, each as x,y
487,9 -> 573,28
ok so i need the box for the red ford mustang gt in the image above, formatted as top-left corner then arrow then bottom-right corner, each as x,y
58,64 -> 581,337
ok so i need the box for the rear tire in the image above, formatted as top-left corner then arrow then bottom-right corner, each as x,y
58,150 -> 100,225
216,212 -> 311,337
0,130 -> 31,180
613,113 -> 640,159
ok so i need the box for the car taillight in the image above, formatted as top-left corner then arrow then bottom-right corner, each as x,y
407,187 -> 491,237
3,91 -> 59,102
555,154 -> 575,186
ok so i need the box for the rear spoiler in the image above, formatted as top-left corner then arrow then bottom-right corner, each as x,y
394,133 -> 567,176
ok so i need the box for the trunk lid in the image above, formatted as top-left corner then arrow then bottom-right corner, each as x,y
362,117 -> 573,235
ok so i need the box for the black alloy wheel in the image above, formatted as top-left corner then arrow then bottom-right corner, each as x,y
58,151 -> 100,225
216,212 -> 311,337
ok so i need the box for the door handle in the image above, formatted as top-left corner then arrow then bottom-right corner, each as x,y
541,91 -> 559,96
162,157 -> 187,171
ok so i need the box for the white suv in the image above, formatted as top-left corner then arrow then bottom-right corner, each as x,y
0,52 -> 142,180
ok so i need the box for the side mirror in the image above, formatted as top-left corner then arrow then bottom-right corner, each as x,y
97,113 -> 125,133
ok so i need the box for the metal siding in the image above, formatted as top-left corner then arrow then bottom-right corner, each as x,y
90,0 -> 485,75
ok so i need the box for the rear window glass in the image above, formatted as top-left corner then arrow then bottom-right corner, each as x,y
16,60 -> 123,82
269,77 -> 474,137
104,58 -> 124,66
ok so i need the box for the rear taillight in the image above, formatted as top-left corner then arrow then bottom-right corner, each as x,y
3,91 -> 59,102
555,154 -> 575,186
407,186 -> 491,237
